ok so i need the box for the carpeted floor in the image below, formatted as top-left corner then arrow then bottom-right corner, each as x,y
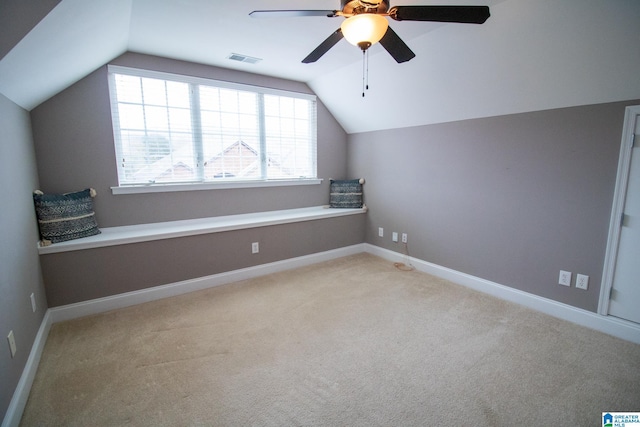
20,253 -> 640,426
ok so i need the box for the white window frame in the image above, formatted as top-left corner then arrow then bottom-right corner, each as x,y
107,65 -> 320,194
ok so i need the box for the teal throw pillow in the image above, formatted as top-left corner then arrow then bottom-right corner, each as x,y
33,188 -> 101,245
330,179 -> 364,208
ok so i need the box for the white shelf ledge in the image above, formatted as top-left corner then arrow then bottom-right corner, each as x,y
37,206 -> 367,255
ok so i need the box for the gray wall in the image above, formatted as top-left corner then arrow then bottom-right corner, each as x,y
31,52 -> 349,227
348,101 -> 639,312
0,94 -> 48,421
31,52 -> 363,307
41,216 -> 364,307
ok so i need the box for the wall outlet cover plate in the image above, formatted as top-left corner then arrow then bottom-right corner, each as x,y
559,270 -> 572,287
576,274 -> 589,290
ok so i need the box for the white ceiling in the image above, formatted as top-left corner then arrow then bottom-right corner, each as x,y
1,0 -> 639,134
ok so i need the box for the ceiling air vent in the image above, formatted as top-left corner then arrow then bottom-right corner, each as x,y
227,53 -> 262,64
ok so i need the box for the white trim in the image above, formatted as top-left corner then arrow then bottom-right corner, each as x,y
48,244 -> 366,323
364,244 -> 640,344
6,243 -> 640,427
2,245 -> 363,427
37,206 -> 367,255
49,240 -> 634,344
599,105 -> 640,315
111,178 -> 322,195
1,311 -> 52,427
108,65 -> 318,189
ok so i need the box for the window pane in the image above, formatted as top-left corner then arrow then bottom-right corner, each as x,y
219,89 -> 238,111
220,112 -> 240,132
166,81 -> 190,108
115,75 -> 142,104
111,73 -> 200,184
118,104 -> 145,130
294,98 -> 309,119
168,107 -> 191,133
238,91 -> 256,113
199,86 -> 219,111
142,78 -> 167,106
264,94 -> 314,179
199,86 -> 260,180
145,106 -> 169,132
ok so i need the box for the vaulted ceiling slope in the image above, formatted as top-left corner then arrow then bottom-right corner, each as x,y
1,0 -> 639,134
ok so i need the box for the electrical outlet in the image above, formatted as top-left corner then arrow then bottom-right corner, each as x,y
559,270 -> 572,287
392,232 -> 398,242
30,293 -> 36,313
7,331 -> 16,358
378,227 -> 384,237
251,242 -> 259,254
401,233 -> 408,243
576,274 -> 589,290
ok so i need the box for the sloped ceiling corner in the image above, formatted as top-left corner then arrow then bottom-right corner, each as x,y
310,0 -> 640,133
0,0 -> 132,111
0,0 -> 639,133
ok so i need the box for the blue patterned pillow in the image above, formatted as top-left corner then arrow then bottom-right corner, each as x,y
33,188 -> 101,245
330,179 -> 364,208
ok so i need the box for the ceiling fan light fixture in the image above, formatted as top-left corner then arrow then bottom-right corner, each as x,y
340,14 -> 389,50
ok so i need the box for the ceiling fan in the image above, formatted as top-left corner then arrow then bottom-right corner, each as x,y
250,0 -> 490,64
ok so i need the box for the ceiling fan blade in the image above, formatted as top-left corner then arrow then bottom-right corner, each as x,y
249,10 -> 337,18
389,5 -> 490,24
379,26 -> 416,63
302,29 -> 344,63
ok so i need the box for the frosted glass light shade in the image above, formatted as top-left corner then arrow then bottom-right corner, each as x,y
341,14 -> 389,48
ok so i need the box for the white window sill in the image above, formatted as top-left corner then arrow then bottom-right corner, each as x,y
37,205 -> 367,255
111,179 -> 323,195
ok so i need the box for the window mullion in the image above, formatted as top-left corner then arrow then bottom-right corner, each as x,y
140,78 -> 150,182
258,93 -> 267,179
190,84 -> 204,181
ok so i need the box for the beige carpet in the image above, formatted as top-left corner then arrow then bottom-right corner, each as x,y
21,253 -> 640,426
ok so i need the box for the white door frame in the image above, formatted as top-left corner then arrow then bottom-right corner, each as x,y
599,105 -> 640,315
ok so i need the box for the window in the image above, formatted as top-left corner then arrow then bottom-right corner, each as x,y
108,66 -> 317,190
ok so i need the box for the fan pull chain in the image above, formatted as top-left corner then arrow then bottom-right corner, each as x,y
362,49 -> 370,97
362,50 -> 366,97
366,49 -> 370,91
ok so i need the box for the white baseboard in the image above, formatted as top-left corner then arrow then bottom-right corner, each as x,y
364,244 -> 640,345
2,311 -> 52,427
3,244 -> 365,427
49,243 -> 366,323
6,242 -> 638,427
